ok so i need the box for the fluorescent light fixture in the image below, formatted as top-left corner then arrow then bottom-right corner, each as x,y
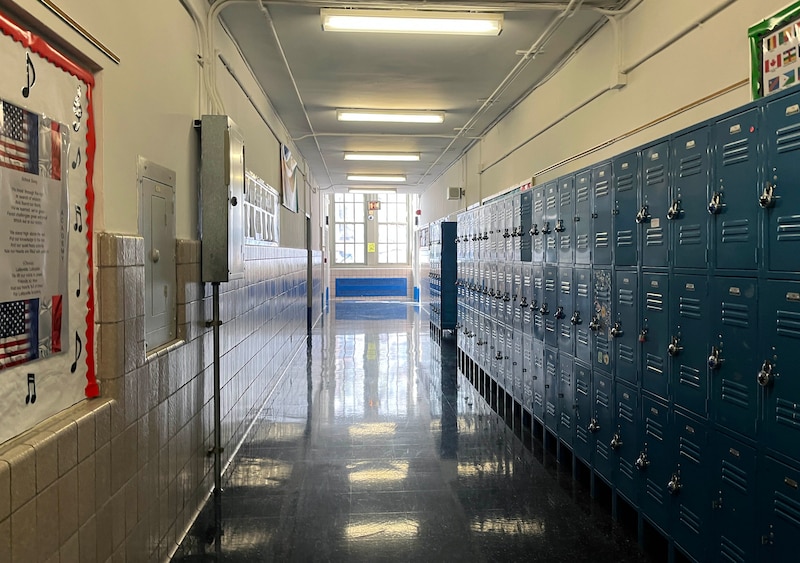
348,188 -> 397,194
344,152 -> 420,162
321,8 -> 503,36
337,109 -> 444,124
347,174 -> 406,182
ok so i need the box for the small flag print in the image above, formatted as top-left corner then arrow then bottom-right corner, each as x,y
0,299 -> 39,369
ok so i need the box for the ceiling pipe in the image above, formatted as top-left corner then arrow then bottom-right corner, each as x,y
259,1 -> 624,11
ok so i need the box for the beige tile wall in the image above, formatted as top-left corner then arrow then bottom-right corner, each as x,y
0,234 -> 317,562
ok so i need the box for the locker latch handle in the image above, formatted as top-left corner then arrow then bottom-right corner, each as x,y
503,292 -> 511,302
555,306 -> 565,320
588,418 -> 600,433
759,183 -> 777,209
668,336 -> 683,357
555,219 -> 566,233
610,322 -> 623,338
667,473 -> 682,495
638,329 -> 648,343
610,432 -> 623,450
757,359 -> 774,387
503,229 -> 511,239
708,346 -> 724,370
635,205 -> 650,224
520,298 -> 529,308
541,222 -> 552,234
667,200 -> 681,220
570,311 -> 582,325
708,192 -> 724,215
539,302 -> 550,316
635,452 -> 650,470
530,224 -> 540,236
588,316 -> 601,331
495,352 -> 504,361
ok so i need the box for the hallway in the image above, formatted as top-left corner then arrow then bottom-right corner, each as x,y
173,301 -> 650,562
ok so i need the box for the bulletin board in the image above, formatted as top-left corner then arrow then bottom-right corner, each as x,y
749,1 -> 800,99
0,11 -> 97,445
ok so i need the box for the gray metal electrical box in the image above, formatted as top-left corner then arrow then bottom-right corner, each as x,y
198,115 -> 245,282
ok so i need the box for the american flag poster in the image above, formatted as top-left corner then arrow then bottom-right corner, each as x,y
762,22 -> 800,97
0,298 -> 39,369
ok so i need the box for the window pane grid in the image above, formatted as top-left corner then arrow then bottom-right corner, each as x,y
334,194 -> 365,264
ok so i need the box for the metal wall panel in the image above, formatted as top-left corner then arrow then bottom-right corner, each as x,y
575,168 -> 592,265
573,361 -> 593,465
641,272 -> 669,401
557,266 -> 574,355
558,175 -> 575,264
592,162 -> 613,265
614,381 -> 641,507
670,274 -> 710,418
592,268 -> 613,375
613,270 -> 638,385
641,140 -> 670,267
613,151 -> 640,267
671,125 -> 711,269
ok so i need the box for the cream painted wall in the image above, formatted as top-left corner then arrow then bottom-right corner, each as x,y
421,0 -> 793,224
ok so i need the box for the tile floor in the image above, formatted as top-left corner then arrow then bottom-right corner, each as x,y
172,301 -> 650,562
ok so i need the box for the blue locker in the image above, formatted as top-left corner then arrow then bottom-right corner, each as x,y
511,193 -> 522,262
712,108 -> 760,271
575,168 -> 592,265
523,333 -> 534,413
641,140 -> 670,267
573,361 -> 593,465
641,272 -> 669,401
711,277 -> 759,439
544,345 -> 559,434
764,91 -> 800,274
503,198 -> 514,262
558,175 -> 575,264
574,268 -> 592,364
532,265 -> 545,341
557,266 -> 574,355
543,265 -> 558,348
672,410 -> 711,563
558,352 -> 574,446
639,396 -> 672,535
613,270 -> 638,385
532,339 -> 545,422
760,455 -> 800,561
512,264 -> 523,332
544,181 -> 559,263
759,280 -> 800,461
521,264 -> 533,335
671,125 -> 711,270
532,185 -> 545,264
670,274 -> 710,418
520,189 -> 533,263
592,371 -> 615,484
513,329 -> 524,403
592,268 -> 613,375
504,263 -> 515,327
711,434 -> 757,563
613,151 -> 640,267
592,162 -> 613,265
613,380 -> 641,507
504,325 -> 514,396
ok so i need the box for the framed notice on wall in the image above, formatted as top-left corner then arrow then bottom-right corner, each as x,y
0,10 -> 97,444
750,1 -> 800,99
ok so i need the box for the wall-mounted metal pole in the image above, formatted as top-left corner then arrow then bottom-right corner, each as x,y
212,281 -> 223,553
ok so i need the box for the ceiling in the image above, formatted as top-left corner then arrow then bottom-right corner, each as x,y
218,0 -> 632,194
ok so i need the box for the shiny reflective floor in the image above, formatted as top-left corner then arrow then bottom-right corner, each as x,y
173,301 -> 650,562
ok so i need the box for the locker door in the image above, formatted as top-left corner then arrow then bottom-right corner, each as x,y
492,320 -> 502,385
765,91 -> 800,274
512,264 -> 523,332
574,268 -> 592,364
512,329 -> 523,402
614,381 -> 641,507
543,265 -> 558,348
521,264 -> 533,335
614,271 -> 638,385
639,397 -> 672,535
504,263 -> 515,326
544,346 -> 559,434
641,272 -> 669,401
711,277 -> 759,439
592,162 -> 613,265
592,268 -> 614,375
575,168 -> 592,265
557,266 -> 574,355
613,151 -> 640,267
672,411 -> 710,562
512,193 -> 522,262
532,186 -> 546,263
671,275 -> 710,418
532,339 -> 545,422
558,175 -> 575,264
544,181 -> 559,263
671,125 -> 711,269
760,456 -> 800,561
523,334 -> 534,413
573,361 -> 593,465
503,199 -> 513,262
641,140 -> 670,267
520,189 -> 533,263
505,325 -> 514,395
760,280 -> 800,459
532,265 -> 545,341
712,108 -> 760,271
592,371 -> 615,483
711,435 -> 757,563
498,265 -> 508,324
558,352 -> 574,446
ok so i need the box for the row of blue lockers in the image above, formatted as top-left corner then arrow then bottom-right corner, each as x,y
456,84 -> 800,277
428,221 -> 458,331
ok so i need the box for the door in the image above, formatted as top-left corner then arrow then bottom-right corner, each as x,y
558,175 -> 575,264
544,346 -> 559,434
671,274 -> 710,418
575,168 -> 592,265
574,268 -> 592,364
592,371 -> 615,484
614,381 -> 641,507
641,272 -> 669,401
639,396 -> 673,535
641,140 -> 670,267
558,353 -> 574,446
532,339 -> 545,422
532,265 -> 545,341
671,125 -> 711,269
520,189 -> 533,262
592,268 -> 613,375
613,151 -> 640,267
759,455 -> 800,561
592,162 -> 613,265
557,266 -> 574,355
573,361 -> 593,465
532,185 -> 546,263
543,265 -> 558,347
613,270 -> 638,385
544,181 -> 559,263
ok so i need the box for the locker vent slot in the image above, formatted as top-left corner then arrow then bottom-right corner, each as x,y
595,232 -> 609,248
679,224 -> 703,246
577,379 -> 590,396
617,230 -> 634,247
619,344 -> 635,364
774,491 -> 800,527
618,401 -> 634,423
545,318 -> 556,333
776,399 -> 800,429
721,302 -> 751,328
546,401 -> 557,417
561,324 -> 572,339
776,309 -> 800,339
619,458 -> 634,480
595,180 -> 610,198
545,278 -> 556,293
534,238 -> 544,252
560,235 -> 572,250
777,215 -> 800,241
576,426 -> 589,444
534,198 -> 544,213
560,412 -> 572,431
719,535 -> 746,563
546,359 -> 557,378
646,227 -> 664,246
679,365 -> 700,389
645,416 -> 664,440
561,280 -> 572,294
534,316 -> 544,331
678,504 -> 701,534
546,194 -> 557,210
721,138 -> 750,166
596,335 -> 610,356
596,389 -> 610,409
535,277 -> 543,290
679,436 -> 702,464
576,234 -> 590,250
721,460 -> 748,493
547,237 -> 557,250
776,122 -> 800,153
646,478 -> 665,505
679,297 -> 702,319
560,189 -> 572,207
645,163 -> 665,186
616,173 -> 634,193
619,288 -> 635,307
646,353 -> 664,374
534,392 -> 543,409
596,441 -> 609,460
679,154 -> 703,177
721,220 -> 750,243
646,292 -> 664,311
721,378 -> 750,408
577,185 -> 590,203
577,283 -> 590,298
577,329 -> 589,347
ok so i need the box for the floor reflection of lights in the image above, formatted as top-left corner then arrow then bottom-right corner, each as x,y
347,460 -> 409,484
470,516 -> 546,536
345,518 -> 420,540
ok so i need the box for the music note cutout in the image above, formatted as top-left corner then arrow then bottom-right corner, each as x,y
71,148 -> 81,170
73,205 -> 82,233
25,374 -> 36,404
76,273 -> 81,297
70,332 -> 82,373
21,52 -> 36,98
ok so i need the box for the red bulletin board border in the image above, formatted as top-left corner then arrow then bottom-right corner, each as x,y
0,11 -> 98,398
